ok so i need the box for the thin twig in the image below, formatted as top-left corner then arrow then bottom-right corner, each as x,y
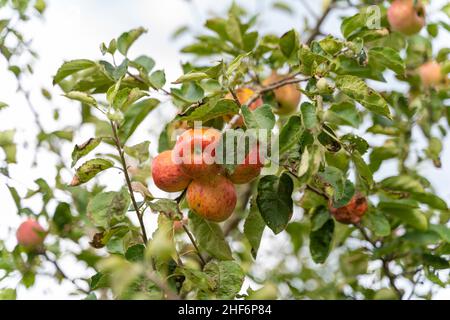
306,0 -> 336,44
43,252 -> 89,294
355,224 -> 403,299
182,224 -> 206,266
247,76 -> 310,107
110,120 -> 148,244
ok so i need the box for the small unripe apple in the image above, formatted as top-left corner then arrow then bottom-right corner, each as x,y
16,219 -> 46,248
187,175 -> 237,222
328,193 -> 368,224
229,145 -> 263,184
263,72 -> 301,115
152,150 -> 192,192
418,61 -> 443,87
224,88 -> 263,127
316,77 -> 334,95
174,127 -> 224,179
387,0 -> 425,36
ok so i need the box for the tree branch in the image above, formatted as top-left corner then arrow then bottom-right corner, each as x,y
306,0 -> 336,45
43,252 -> 89,294
110,120 -> 148,244
355,224 -> 403,299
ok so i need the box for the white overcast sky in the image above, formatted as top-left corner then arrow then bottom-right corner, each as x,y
0,0 -> 449,299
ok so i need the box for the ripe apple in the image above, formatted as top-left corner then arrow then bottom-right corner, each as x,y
16,219 -> 46,248
225,88 -> 263,127
174,127 -> 224,179
262,72 -> 301,115
229,145 -> 263,184
328,193 -> 368,224
187,175 -> 237,222
418,61 -> 443,87
387,0 -> 425,36
152,150 -> 192,192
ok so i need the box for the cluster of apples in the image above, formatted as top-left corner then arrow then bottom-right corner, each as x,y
16,218 -> 46,249
388,0 -> 446,88
152,72 -> 302,222
152,128 -> 263,222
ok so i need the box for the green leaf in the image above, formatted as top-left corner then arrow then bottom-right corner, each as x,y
87,188 -> 130,229
361,210 -> 391,237
278,115 -> 302,155
279,29 -> 299,59
119,98 -> 160,142
328,101 -> 360,127
242,104 -> 275,130
272,2 -> 294,15
117,27 -> 147,56
341,13 -> 367,39
124,141 -> 150,164
173,72 -> 209,84
256,173 -> 294,234
369,47 -> 405,75
341,134 -> 369,155
71,158 -> 113,186
53,59 -> 97,85
147,199 -> 178,216
352,151 -> 374,190
189,211 -> 233,261
378,201 -> 428,231
133,55 -> 155,73
180,99 -> 239,122
300,102 -> 317,130
0,288 -> 16,300
204,261 -> 245,299
53,202 -> 73,233
149,70 -> 166,89
335,75 -> 391,119
318,166 -> 345,201
380,175 -> 424,193
90,272 -> 109,290
0,130 -> 16,163
410,192 -> 448,210
71,138 -> 102,168
0,101 -> 8,109
429,225 -> 450,243
309,218 -> 334,264
125,244 -> 145,262
243,199 -> 266,259
311,207 -> 331,232
64,91 -> 97,106
226,14 -> 243,48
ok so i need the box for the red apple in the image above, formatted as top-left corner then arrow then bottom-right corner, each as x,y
16,219 -> 46,248
418,61 -> 443,87
328,193 -> 368,224
152,150 -> 192,192
387,0 -> 425,36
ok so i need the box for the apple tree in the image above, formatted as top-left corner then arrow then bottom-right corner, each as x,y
0,0 -> 449,300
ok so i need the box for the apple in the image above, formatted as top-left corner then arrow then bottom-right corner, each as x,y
186,175 -> 237,222
387,0 -> 425,36
229,145 -> 263,184
328,193 -> 368,224
174,127 -> 224,179
262,72 -> 301,115
16,219 -> 46,248
418,61 -> 443,87
152,150 -> 192,192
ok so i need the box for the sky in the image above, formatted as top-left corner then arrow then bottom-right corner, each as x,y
0,0 -> 449,299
